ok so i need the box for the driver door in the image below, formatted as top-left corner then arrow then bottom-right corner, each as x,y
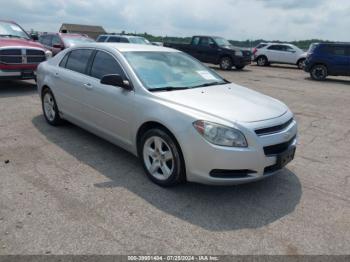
82,50 -> 135,146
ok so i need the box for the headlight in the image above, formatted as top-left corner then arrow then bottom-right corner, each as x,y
193,120 -> 248,147
45,50 -> 52,60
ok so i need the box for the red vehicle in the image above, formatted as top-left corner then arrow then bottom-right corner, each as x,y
39,33 -> 94,56
0,20 -> 50,81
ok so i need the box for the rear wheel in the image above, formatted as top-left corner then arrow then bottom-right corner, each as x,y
257,56 -> 268,66
310,64 -> 327,81
297,58 -> 306,69
219,57 -> 233,70
42,88 -> 63,126
140,129 -> 186,187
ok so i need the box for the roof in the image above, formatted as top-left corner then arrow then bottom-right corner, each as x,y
71,43 -> 179,52
99,34 -> 146,39
60,23 -> 106,33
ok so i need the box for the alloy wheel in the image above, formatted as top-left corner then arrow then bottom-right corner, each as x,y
43,92 -> 56,122
143,136 -> 174,181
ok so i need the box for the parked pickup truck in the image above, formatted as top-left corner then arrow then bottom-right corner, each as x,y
0,20 -> 51,81
164,36 -> 251,70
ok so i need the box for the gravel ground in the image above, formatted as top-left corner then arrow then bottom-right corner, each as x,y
0,64 -> 349,255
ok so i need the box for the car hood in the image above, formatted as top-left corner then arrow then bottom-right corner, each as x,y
154,83 -> 288,123
0,38 -> 45,49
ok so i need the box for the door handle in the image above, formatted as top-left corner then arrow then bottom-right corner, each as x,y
54,72 -> 60,78
84,83 -> 93,90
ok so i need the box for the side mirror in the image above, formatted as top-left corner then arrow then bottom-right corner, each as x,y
100,74 -> 132,90
30,34 -> 38,41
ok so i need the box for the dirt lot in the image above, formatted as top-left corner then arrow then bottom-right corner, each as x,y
0,65 -> 349,255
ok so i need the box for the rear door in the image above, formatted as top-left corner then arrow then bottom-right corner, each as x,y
346,46 -> 350,76
326,45 -> 349,75
82,50 -> 135,145
53,49 -> 94,121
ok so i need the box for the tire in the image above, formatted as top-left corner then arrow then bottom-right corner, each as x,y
42,88 -> 63,126
310,64 -> 327,81
219,57 -> 233,70
256,56 -> 268,66
140,128 -> 186,187
235,65 -> 245,70
297,59 -> 306,69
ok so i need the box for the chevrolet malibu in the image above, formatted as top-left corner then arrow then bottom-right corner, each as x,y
36,43 -> 297,187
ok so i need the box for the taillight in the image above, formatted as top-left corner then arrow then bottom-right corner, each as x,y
252,48 -> 257,55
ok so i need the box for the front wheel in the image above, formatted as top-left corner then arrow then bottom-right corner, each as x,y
310,65 -> 327,81
219,57 -> 233,70
42,88 -> 63,126
140,129 -> 186,187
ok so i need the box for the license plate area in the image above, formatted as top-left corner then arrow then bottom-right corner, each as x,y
22,70 -> 35,79
276,146 -> 296,169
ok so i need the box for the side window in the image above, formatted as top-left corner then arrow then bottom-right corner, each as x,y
268,45 -> 282,51
192,37 -> 200,46
330,46 -> 346,56
97,36 -> 107,42
107,36 -> 121,42
40,35 -> 52,46
52,35 -> 61,46
199,37 -> 211,47
59,52 -> 70,68
90,51 -> 124,80
120,37 -> 129,43
65,49 -> 93,74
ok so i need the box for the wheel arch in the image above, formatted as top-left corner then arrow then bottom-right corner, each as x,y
136,121 -> 182,157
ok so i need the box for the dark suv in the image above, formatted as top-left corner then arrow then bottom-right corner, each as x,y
304,43 -> 350,80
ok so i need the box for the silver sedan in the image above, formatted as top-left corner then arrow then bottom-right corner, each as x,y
37,43 -> 297,186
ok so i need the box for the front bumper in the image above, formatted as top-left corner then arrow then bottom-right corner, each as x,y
181,112 -> 298,185
0,69 -> 36,80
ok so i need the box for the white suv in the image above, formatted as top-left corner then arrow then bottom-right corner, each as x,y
253,43 -> 307,69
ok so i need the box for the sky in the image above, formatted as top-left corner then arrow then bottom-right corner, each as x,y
0,0 -> 349,41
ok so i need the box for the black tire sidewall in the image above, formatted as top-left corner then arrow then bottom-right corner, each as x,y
140,129 -> 185,187
42,88 -> 62,126
297,59 -> 305,69
311,65 -> 327,81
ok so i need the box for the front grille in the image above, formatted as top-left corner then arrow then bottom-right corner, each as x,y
255,118 -> 294,136
210,169 -> 257,178
0,49 -> 21,56
0,49 -> 45,65
263,136 -> 296,156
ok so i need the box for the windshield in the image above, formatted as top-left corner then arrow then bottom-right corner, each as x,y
0,21 -> 29,39
62,36 -> 94,46
123,51 -> 226,91
128,37 -> 151,45
213,37 -> 231,47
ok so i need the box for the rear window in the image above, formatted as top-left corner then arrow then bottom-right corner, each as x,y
325,45 -> 347,56
97,36 -> 107,42
65,49 -> 93,74
256,44 -> 267,49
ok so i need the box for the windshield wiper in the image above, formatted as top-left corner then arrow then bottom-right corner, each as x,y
0,34 -> 27,39
148,86 -> 190,92
191,81 -> 228,88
